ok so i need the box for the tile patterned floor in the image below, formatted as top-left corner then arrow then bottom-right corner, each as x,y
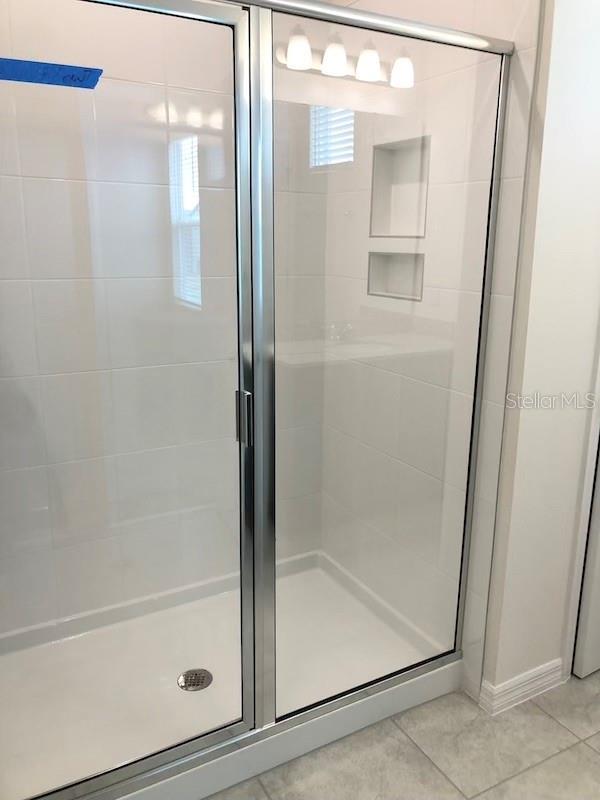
209,673 -> 600,800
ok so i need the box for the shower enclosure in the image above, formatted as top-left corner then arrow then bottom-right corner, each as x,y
0,0 -> 511,797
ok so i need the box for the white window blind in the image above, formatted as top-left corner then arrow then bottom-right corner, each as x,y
169,136 -> 202,307
310,106 -> 355,168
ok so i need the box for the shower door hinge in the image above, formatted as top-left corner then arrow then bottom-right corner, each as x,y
235,390 -> 253,447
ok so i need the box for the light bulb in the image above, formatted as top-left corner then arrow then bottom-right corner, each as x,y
286,31 -> 312,71
321,41 -> 348,77
356,47 -> 381,82
208,109 -> 224,130
186,109 -> 204,128
390,56 -> 415,88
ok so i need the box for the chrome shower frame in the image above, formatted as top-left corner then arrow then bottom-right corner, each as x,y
37,1 -> 513,797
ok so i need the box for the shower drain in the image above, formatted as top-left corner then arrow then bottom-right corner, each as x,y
177,668 -> 213,691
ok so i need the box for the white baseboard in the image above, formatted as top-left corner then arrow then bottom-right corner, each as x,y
479,658 -> 567,715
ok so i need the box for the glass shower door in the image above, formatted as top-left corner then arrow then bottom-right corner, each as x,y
272,12 -> 502,716
0,2 -> 250,798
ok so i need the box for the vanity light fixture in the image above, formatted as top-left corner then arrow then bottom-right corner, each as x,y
390,54 -> 415,88
355,46 -> 381,82
321,40 -> 348,77
286,28 -> 313,71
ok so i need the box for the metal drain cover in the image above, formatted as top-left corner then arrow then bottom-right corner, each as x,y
177,668 -> 213,692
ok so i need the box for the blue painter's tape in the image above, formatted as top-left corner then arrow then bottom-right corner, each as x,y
0,58 -> 102,89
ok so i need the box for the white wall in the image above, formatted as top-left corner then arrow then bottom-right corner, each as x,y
484,0 -> 600,687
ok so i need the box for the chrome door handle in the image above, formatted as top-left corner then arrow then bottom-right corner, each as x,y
235,390 -> 253,447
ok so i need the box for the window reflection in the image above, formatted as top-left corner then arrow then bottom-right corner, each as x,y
169,136 -> 202,307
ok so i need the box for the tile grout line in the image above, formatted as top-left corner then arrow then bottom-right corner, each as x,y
582,739 -> 600,757
390,714 -> 468,798
468,740 -> 583,798
257,774 -> 275,800
529,694 -> 591,741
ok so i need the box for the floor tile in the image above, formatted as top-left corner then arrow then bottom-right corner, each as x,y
533,674 -> 600,738
585,730 -> 600,754
207,778 -> 269,800
260,718 -> 463,800
395,692 -> 576,797
476,743 -> 600,799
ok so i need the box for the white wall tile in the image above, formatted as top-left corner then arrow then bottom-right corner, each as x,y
0,85 -> 21,175
49,457 -> 119,546
0,551 -> 56,634
92,79 -> 168,184
277,493 -> 322,560
0,0 -> 10,58
353,362 -> 400,456
0,377 -> 45,469
164,14 -> 234,93
277,361 -> 324,430
0,467 -> 51,560
325,191 -> 370,279
111,366 -> 180,454
23,178 -> 96,279
196,189 -> 237,277
168,89 -> 235,189
474,0 -> 541,52
119,513 -> 187,598
33,280 -> 110,374
14,83 -> 95,180
277,425 -> 322,501
180,506 -> 239,584
175,440 -> 239,511
350,0 -> 476,32
54,536 -> 125,617
111,361 -> 235,453
396,377 -> 473,487
353,440 -> 401,540
0,177 -> 28,279
285,192 -> 328,276
41,371 -> 114,463
106,277 -> 237,368
9,0 -> 167,84
176,361 -> 237,444
0,281 -> 37,377
425,181 -> 490,293
465,58 -> 503,182
93,182 -> 171,278
115,447 -> 179,523
359,287 -> 482,395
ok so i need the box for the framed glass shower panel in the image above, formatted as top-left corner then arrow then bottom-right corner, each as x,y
0,1 -> 252,798
272,11 -> 503,716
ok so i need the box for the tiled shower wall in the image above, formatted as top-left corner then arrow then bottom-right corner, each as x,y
0,0 -> 240,639
274,40 -> 500,651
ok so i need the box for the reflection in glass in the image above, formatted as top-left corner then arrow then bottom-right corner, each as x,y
169,136 -> 202,307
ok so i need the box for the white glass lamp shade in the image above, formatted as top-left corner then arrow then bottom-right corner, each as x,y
321,41 -> 348,77
286,32 -> 313,71
356,47 -> 381,82
390,56 -> 415,88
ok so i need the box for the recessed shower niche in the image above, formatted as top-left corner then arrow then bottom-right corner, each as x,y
369,136 -> 431,237
367,252 -> 424,300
